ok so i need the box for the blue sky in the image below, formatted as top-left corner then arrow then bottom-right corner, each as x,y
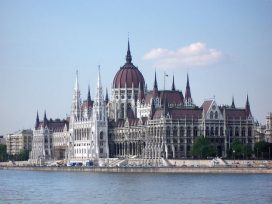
1,0 -> 272,135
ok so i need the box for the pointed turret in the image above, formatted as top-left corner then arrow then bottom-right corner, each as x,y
93,66 -> 105,121
152,71 -> 159,97
231,96 -> 235,108
70,70 -> 82,122
126,39 -> 132,64
105,88 -> 109,104
43,110 -> 48,127
185,73 -> 193,106
35,111 -> 39,129
171,75 -> 176,91
245,94 -> 251,117
87,85 -> 91,103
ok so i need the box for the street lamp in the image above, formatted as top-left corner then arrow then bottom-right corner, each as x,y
233,150 -> 235,164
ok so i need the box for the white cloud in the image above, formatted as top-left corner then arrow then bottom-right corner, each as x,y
143,42 -> 223,69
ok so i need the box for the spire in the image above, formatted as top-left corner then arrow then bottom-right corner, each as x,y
231,96 -> 235,108
71,70 -> 81,121
171,75 -> 176,91
74,69 -> 79,91
126,38 -> 132,64
245,94 -> 251,117
185,73 -> 193,106
185,73 -> 191,99
153,71 -> 159,97
87,85 -> 91,102
97,65 -> 102,88
105,88 -> 109,104
43,110 -> 48,127
35,111 -> 39,129
93,66 -> 105,121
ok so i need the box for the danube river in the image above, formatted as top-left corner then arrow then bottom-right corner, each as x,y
0,170 -> 271,204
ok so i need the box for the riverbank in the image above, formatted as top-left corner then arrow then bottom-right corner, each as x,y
1,166 -> 272,174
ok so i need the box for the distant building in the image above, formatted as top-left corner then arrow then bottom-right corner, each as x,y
30,40 -> 255,163
5,130 -> 33,155
265,113 -> 272,142
0,135 -> 5,145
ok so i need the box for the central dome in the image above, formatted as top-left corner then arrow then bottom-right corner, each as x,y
113,41 -> 145,89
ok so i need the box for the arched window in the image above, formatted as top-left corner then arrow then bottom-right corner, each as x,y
242,127 -> 246,137
206,126 -> 210,136
193,126 -> 198,137
173,127 -> 177,136
166,126 -> 171,137
248,127 -> 252,137
100,131 -> 103,140
220,127 -> 224,136
180,127 -> 184,137
211,127 -> 214,136
215,111 -> 218,119
229,127 -> 233,137
215,127 -> 219,136
235,127 -> 239,136
186,126 -> 191,137
210,112 -> 214,119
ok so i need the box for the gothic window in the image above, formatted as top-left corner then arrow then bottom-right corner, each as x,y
248,127 -> 252,137
242,127 -> 246,137
215,127 -> 219,136
193,126 -> 198,137
186,126 -> 191,137
235,127 -> 239,136
220,127 -> 224,136
211,127 -> 214,136
229,127 -> 233,137
179,127 -> 184,137
100,132 -> 103,140
100,148 -> 103,154
173,127 -> 177,137
166,126 -> 171,137
206,126 -> 210,136
215,111 -> 218,119
210,112 -> 214,119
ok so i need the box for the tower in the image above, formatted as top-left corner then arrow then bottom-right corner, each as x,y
91,66 -> 109,158
185,73 -> 193,106
70,70 -> 82,123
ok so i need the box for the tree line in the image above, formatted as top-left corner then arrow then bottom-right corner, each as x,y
0,144 -> 29,162
191,136 -> 272,160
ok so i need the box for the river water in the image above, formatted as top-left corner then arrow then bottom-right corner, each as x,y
0,170 -> 271,204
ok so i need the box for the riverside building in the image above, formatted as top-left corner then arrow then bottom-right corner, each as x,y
29,41 -> 255,163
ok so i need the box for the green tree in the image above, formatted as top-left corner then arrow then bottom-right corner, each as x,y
229,139 -> 252,159
191,136 -> 216,159
0,144 -> 8,162
254,141 -> 272,160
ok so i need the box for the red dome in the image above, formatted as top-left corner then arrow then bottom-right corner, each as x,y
113,41 -> 145,89
113,64 -> 145,89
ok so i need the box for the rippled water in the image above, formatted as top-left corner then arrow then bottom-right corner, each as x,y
0,170 -> 272,204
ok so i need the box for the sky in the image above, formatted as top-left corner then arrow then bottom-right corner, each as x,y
0,0 -> 272,135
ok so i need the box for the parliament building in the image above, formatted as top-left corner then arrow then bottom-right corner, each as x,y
30,41 -> 254,163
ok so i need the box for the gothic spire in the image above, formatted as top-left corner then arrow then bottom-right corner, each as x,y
35,111 -> 39,129
74,69 -> 79,91
87,85 -> 91,102
245,94 -> 251,117
153,71 -> 159,97
231,96 -> 235,108
171,75 -> 176,91
185,73 -> 191,99
126,38 -> 132,64
43,110 -> 48,127
105,88 -> 109,104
